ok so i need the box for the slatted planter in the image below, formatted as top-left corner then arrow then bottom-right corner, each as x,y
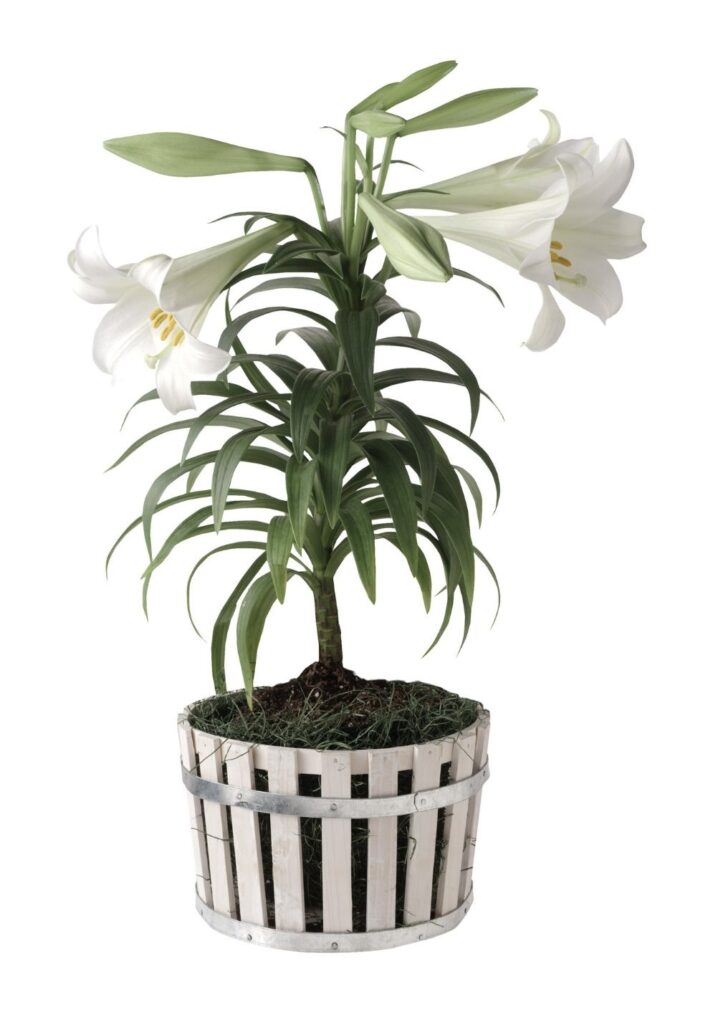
178,705 -> 490,952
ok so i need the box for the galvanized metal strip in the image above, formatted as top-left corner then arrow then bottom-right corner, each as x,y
182,759 -> 490,818
194,887 -> 474,952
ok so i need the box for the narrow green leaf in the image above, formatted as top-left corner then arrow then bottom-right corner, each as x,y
422,416 -> 500,508
237,573 -> 287,703
211,429 -> 266,530
276,327 -> 339,370
285,456 -> 316,549
352,60 -> 457,114
377,335 -> 481,430
377,398 -> 437,512
376,295 -> 421,337
290,367 -> 337,459
361,438 -> 418,574
453,267 -> 503,306
339,500 -> 376,602
335,308 -> 379,413
399,87 -> 537,136
455,465 -> 483,527
143,452 -> 217,555
212,555 -> 267,695
186,542 -> 266,637
318,415 -> 353,527
181,391 -> 289,464
266,516 -> 294,603
104,132 -> 308,176
378,532 -> 431,611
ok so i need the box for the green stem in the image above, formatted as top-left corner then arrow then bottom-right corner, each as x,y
349,136 -> 374,278
374,135 -> 396,198
304,164 -> 330,234
341,120 -> 357,255
314,576 -> 343,665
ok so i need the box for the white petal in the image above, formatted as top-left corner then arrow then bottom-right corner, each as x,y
129,254 -> 172,302
92,288 -> 156,374
527,110 -> 561,149
562,139 -> 635,227
155,335 -> 231,414
69,226 -> 132,303
524,286 -> 566,351
421,177 -> 569,270
552,251 -> 623,321
580,208 -> 646,259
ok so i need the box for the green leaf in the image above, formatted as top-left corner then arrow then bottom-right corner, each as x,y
285,456 -> 316,549
212,429 -> 267,529
290,367 -> 337,459
377,336 -> 482,430
421,416 -> 500,508
378,532 -> 431,611
350,111 -> 406,137
237,573 -> 287,703
212,555 -> 267,695
455,465 -> 483,528
335,308 -> 379,413
220,306 -> 335,352
318,415 -> 353,527
108,415 -> 264,471
142,452 -> 217,555
103,132 -> 308,176
338,500 -> 376,602
453,267 -> 503,306
235,276 -> 331,304
186,541 -> 266,637
352,60 -> 457,114
361,438 -> 418,574
376,295 -> 421,337
181,391 -> 289,463
266,516 -> 294,602
276,326 -> 339,370
377,398 -> 437,513
399,87 -> 537,136
357,195 -> 452,283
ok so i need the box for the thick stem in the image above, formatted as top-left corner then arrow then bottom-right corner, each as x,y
314,577 -> 343,666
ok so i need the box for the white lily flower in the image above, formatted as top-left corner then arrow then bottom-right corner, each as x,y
401,116 -> 645,350
70,222 -> 289,412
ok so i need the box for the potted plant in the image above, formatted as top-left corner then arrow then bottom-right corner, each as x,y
71,60 -> 644,952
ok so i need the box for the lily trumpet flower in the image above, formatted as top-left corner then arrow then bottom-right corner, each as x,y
70,222 -> 289,412
391,115 -> 645,350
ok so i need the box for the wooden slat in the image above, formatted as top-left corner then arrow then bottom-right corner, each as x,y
321,751 -> 353,932
225,740 -> 268,927
177,719 -> 212,908
403,742 -> 442,925
268,747 -> 305,931
434,727 -> 478,916
194,731 -> 236,918
250,736 -> 456,775
459,716 -> 491,903
366,749 -> 398,931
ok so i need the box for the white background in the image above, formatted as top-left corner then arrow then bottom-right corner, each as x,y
3,1 -> 716,1021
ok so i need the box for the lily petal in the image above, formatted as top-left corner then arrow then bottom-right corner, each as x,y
581,208 -> 646,259
130,254 -> 172,301
562,139 -> 635,228
524,286 -> 566,351
93,288 -> 156,373
552,250 -> 624,321
155,335 -> 231,414
69,226 -> 132,304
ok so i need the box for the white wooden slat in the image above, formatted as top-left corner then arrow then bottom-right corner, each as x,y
458,716 -> 491,903
268,747 -> 305,931
225,740 -> 268,927
194,731 -> 236,918
403,742 -> 442,925
320,751 -> 353,932
434,727 -> 478,916
250,736 -> 456,775
177,719 -> 213,908
366,750 -> 398,931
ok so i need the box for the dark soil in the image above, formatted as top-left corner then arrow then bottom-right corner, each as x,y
187,661 -> 484,750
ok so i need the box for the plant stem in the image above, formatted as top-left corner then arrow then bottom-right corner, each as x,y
341,120 -> 357,256
304,164 -> 330,234
314,576 -> 343,665
374,135 -> 396,198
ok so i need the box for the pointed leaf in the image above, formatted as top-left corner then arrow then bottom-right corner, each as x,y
290,367 -> 338,458
318,415 -> 353,527
335,308 -> 379,412
237,573 -> 287,704
422,416 -> 500,508
285,456 -> 316,549
276,326 -> 339,370
378,532 -> 430,611
211,555 -> 267,695
266,516 -> 294,603
377,398 -> 437,512
212,429 -> 266,529
352,60 -> 457,113
361,438 -> 418,574
350,111 -> 406,137
338,500 -> 376,602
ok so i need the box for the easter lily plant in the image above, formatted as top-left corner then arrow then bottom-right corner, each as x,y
73,60 -> 644,707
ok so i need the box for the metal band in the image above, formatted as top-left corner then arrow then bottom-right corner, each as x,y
195,888 -> 474,952
182,759 -> 489,818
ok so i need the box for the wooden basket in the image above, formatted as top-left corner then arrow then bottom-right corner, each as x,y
178,706 -> 490,952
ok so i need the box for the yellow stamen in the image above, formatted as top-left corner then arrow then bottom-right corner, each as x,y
153,312 -> 168,327
551,253 -> 572,268
550,240 -> 563,250
148,307 -> 162,320
160,324 -> 174,341
171,329 -> 185,347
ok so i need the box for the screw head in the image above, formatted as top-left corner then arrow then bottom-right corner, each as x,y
418,933 -> 424,940
246,934 -> 253,942
331,941 -> 339,950
330,802 -> 338,812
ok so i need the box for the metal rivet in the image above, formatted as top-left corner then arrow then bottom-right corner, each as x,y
330,802 -> 338,812
418,933 -> 424,940
331,941 -> 339,950
247,934 -> 253,942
